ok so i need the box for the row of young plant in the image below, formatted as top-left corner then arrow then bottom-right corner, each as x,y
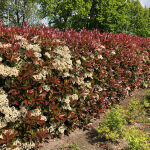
96,90 -> 150,150
0,24 -> 149,150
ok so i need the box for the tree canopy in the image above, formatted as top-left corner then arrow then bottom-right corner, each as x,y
0,0 -> 149,37
0,0 -> 41,26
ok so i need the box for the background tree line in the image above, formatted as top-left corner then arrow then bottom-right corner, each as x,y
0,0 -> 41,26
0,0 -> 150,37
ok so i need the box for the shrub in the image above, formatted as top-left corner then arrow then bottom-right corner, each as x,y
0,24 -> 149,149
126,98 -> 146,124
143,90 -> 150,108
124,126 -> 150,150
96,105 -> 127,142
96,97 -> 150,147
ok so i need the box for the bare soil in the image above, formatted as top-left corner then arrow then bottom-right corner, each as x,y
39,88 -> 150,150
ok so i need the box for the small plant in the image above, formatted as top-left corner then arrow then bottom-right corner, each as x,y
124,126 -> 150,150
96,105 -> 127,142
96,94 -> 150,149
143,90 -> 150,108
126,98 -> 146,123
143,99 -> 150,108
61,143 -> 80,150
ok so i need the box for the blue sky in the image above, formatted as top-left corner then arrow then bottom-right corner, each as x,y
140,0 -> 150,8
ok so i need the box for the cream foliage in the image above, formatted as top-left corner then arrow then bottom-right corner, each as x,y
59,94 -> 78,111
33,69 -> 48,81
0,88 -> 23,128
42,84 -> 50,92
84,71 -> 93,79
58,124 -> 65,134
29,108 -> 47,121
46,123 -> 57,133
0,63 -> 19,77
0,42 -> 12,48
52,46 -> 73,74
14,35 -> 42,61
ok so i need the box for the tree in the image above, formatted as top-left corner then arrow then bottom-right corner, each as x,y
0,0 -> 41,26
127,0 -> 150,37
0,0 -> 10,25
82,0 -> 100,30
39,0 -> 128,33
141,8 -> 150,37
39,0 -> 91,30
1,0 -> 149,37
95,0 -> 128,33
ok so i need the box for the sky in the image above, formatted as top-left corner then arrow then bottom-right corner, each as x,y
140,0 -> 150,8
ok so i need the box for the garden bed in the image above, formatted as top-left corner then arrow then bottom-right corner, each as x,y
39,88 -> 150,150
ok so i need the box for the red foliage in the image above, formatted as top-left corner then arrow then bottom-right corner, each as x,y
0,24 -> 149,149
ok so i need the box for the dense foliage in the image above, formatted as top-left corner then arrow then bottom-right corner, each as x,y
0,0 -> 41,26
0,24 -> 149,149
96,101 -> 150,150
97,105 -> 127,142
0,0 -> 150,37
39,0 -> 150,37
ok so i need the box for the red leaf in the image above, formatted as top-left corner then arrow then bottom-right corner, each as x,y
100,97 -> 104,103
37,128 -> 48,139
38,86 -> 42,93
23,21 -> 28,26
24,100 -> 28,105
14,100 -> 19,105
22,85 -> 32,90
25,50 -> 34,58
37,120 -> 45,125
49,98 -> 53,102
27,89 -> 34,94
53,90 -> 59,94
36,98 -> 45,101
45,101 -> 49,105
27,112 -> 31,118
8,89 -> 16,93
59,113 -> 65,119
0,139 -> 5,144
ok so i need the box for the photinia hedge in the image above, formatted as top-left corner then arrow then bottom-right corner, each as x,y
0,22 -> 149,150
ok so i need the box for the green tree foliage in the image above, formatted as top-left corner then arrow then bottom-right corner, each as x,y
142,8 -> 150,37
1,0 -> 149,37
39,0 -> 150,37
39,0 -> 91,30
39,0 -> 128,33
127,0 -> 150,37
0,0 -> 7,18
0,0 -> 41,26
96,0 -> 128,33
